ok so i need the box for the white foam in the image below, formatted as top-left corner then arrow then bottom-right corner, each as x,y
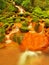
18,51 -> 42,65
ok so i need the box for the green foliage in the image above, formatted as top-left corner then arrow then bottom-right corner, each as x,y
32,6 -> 49,19
30,0 -> 34,6
33,6 -> 42,14
20,26 -> 29,32
21,0 -> 33,12
33,0 -> 49,10
0,15 -> 16,24
14,0 -> 24,5
8,4 -> 17,12
45,19 -> 49,24
12,34 -> 23,44
0,27 -> 5,42
34,0 -> 46,10
32,16 -> 39,22
20,20 -> 29,32
0,27 -> 5,34
20,17 -> 25,21
0,0 -> 18,13
0,9 -> 2,14
15,17 -> 21,23
0,34 -> 5,42
22,21 -> 28,27
24,12 -> 30,17
45,19 -> 49,27
41,11 -> 48,18
0,0 -> 6,10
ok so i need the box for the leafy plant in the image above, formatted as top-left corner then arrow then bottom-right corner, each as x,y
21,0 -> 33,12
0,0 -> 6,10
14,0 -> 24,5
44,19 -> 49,28
12,33 -> 23,44
8,3 -> 18,12
32,6 -> 49,19
0,27 -> 5,42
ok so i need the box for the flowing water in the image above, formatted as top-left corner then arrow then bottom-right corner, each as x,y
13,2 -> 25,14
18,50 -> 49,65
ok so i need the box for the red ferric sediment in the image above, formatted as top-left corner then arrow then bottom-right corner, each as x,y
20,32 -> 49,51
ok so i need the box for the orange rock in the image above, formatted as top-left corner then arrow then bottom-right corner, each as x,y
20,32 -> 49,51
